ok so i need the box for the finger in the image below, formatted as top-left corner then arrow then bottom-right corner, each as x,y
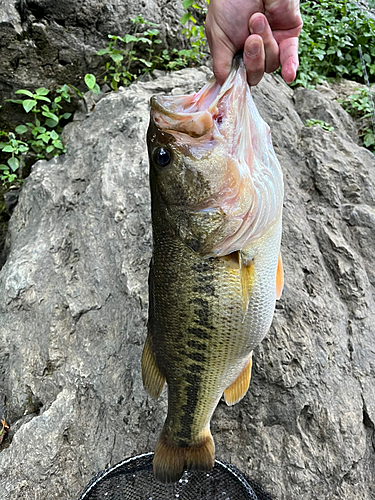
249,13 -> 279,74
205,20 -> 237,86
279,37 -> 299,84
243,34 -> 265,86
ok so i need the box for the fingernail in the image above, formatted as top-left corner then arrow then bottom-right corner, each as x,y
247,42 -> 260,58
251,17 -> 265,34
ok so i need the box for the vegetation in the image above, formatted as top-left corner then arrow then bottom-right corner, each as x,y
297,0 -> 375,88
305,119 -> 334,132
0,85 -> 73,186
95,10 -> 208,91
340,87 -> 375,150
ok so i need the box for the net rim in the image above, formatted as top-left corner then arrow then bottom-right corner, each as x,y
78,452 -> 255,500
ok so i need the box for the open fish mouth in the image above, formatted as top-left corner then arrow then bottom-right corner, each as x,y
149,57 -> 283,257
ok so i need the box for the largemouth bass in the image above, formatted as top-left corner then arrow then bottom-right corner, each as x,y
142,57 -> 284,484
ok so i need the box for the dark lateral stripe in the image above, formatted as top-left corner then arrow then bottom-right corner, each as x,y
188,352 -> 206,363
193,283 -> 216,296
188,327 -> 210,340
176,371 -> 201,443
186,363 -> 203,374
196,273 -> 214,283
191,297 -> 209,307
191,297 -> 212,329
187,339 -> 206,351
191,260 -> 213,273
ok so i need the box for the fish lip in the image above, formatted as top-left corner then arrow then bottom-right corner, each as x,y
149,60 -> 245,138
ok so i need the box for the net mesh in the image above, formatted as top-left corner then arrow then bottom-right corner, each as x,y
78,453 -> 273,500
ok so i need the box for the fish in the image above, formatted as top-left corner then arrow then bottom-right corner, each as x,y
142,56 -> 284,484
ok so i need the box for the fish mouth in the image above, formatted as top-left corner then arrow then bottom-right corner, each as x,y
150,57 -> 244,141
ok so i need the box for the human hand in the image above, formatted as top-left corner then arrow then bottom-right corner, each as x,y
205,0 -> 303,86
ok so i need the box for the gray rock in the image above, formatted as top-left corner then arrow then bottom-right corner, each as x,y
0,68 -> 374,500
294,87 -> 360,144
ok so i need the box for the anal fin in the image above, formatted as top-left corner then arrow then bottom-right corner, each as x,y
141,334 -> 165,399
224,354 -> 252,406
276,252 -> 284,300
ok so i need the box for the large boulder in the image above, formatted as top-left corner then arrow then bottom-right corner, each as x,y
0,67 -> 374,500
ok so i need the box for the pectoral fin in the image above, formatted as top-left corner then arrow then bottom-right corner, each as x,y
224,353 -> 253,406
276,252 -> 284,300
141,333 -> 166,399
239,251 -> 255,320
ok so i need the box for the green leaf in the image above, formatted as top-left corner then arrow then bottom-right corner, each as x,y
180,12 -> 191,24
18,144 -> 29,153
139,58 -> 152,67
50,130 -> 59,140
8,157 -> 19,172
57,84 -> 70,94
364,131 -> 375,147
38,133 -> 51,144
97,48 -> 110,55
44,118 -> 57,128
42,111 -> 59,123
35,87 -> 50,96
35,95 -> 51,102
15,125 -> 28,134
46,145 -> 55,153
62,113 -> 72,119
2,145 -> 14,152
110,53 -> 124,63
123,34 -> 138,43
84,73 -> 97,90
5,99 -> 24,105
22,99 -> 37,113
182,0 -> 196,9
53,140 -> 64,149
138,37 -> 152,45
0,165 -> 9,171
15,89 -> 34,97
92,83 -> 101,95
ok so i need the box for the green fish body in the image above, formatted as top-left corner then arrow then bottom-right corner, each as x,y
142,58 -> 284,483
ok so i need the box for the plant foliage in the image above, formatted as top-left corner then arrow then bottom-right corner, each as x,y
305,119 -> 334,131
340,87 -> 375,150
297,0 -> 375,87
0,85 -> 73,185
96,7 -> 209,91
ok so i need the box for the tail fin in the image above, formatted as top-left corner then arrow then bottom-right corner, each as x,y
153,427 -> 215,483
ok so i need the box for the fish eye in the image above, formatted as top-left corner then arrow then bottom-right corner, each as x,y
154,147 -> 172,168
